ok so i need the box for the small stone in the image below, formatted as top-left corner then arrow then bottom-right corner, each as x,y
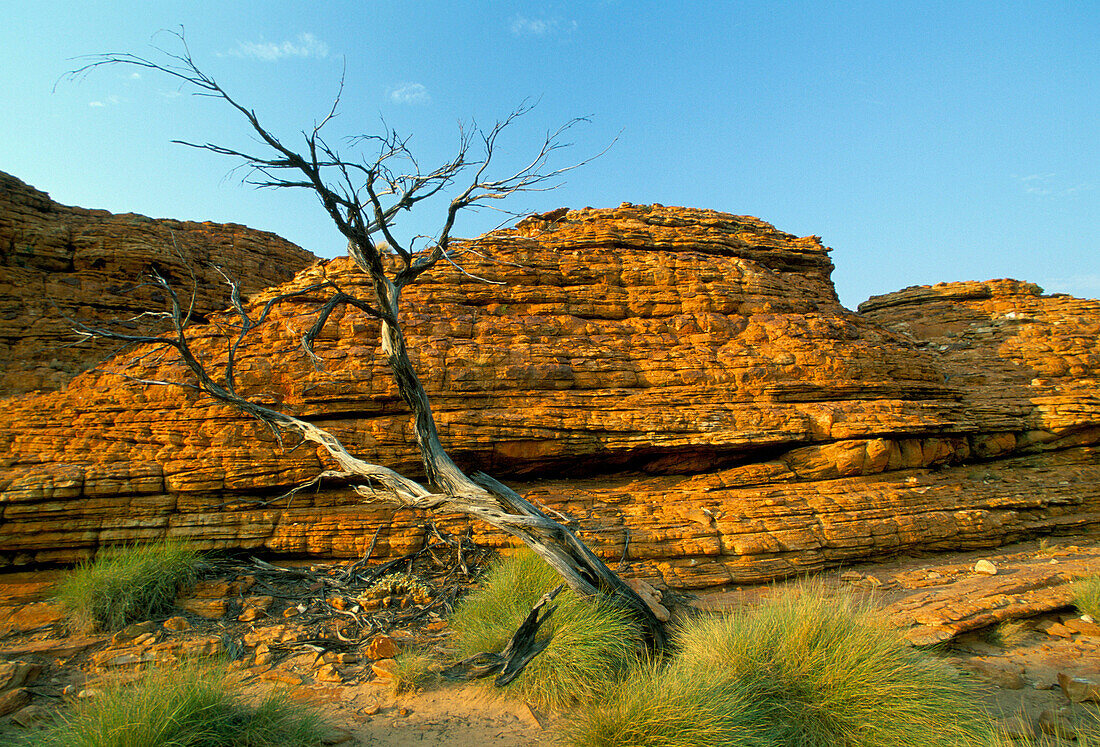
241,595 -> 274,612
964,659 -> 1026,689
132,632 -> 156,646
260,671 -> 303,685
328,596 -> 347,611
162,616 -> 190,632
0,661 -> 42,691
238,607 -> 266,622
1025,665 -> 1060,690
362,703 -> 382,716
92,651 -> 153,668
254,644 -> 274,666
1058,672 -> 1100,703
973,559 -> 997,575
1064,618 -> 1100,637
1043,622 -> 1074,638
188,579 -> 235,598
840,571 -> 863,583
323,652 -> 359,665
11,703 -> 48,727
1037,708 -> 1074,739
180,636 -> 225,658
315,663 -> 343,683
365,635 -> 398,660
175,598 -> 228,619
111,620 -> 157,646
371,658 -> 398,681
0,688 -> 31,717
283,607 -> 300,619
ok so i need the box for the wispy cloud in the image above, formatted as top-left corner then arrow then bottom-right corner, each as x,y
510,14 -> 577,36
1011,172 -> 1092,197
1013,172 -> 1057,195
88,94 -> 121,108
388,82 -> 430,105
225,33 -> 329,62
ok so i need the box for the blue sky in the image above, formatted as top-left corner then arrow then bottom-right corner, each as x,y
3,1 -> 1097,308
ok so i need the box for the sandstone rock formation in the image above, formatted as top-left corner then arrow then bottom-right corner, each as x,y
0,203 -> 1097,588
0,171 -> 316,395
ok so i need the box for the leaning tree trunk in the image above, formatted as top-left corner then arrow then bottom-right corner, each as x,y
369,266 -> 668,648
64,33 -> 668,650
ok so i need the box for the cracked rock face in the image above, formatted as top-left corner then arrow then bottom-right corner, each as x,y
0,171 -> 315,395
0,201 -> 1097,587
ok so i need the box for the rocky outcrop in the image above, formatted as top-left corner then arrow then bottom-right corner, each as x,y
0,204 -> 1097,587
0,171 -> 316,395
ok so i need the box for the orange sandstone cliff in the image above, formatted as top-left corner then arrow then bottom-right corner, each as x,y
0,171 -> 315,394
0,199 -> 1096,589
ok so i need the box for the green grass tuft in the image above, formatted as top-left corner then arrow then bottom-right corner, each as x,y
567,659 -> 767,747
54,539 -> 201,632
988,708 -> 1100,746
31,662 -> 325,746
570,584 -> 994,747
982,619 -> 1032,648
1073,574 -> 1100,619
450,549 -> 644,710
391,648 -> 444,695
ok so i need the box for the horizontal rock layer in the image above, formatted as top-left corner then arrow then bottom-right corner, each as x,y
0,171 -> 315,395
1,204 -> 1098,586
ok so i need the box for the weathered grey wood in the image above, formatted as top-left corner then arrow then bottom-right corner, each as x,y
65,31 -> 668,652
440,584 -> 562,685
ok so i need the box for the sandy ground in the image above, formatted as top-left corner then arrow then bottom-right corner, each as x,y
1,536 -> 1098,745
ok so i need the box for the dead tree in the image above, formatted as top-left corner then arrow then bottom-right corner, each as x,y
64,31 -> 666,648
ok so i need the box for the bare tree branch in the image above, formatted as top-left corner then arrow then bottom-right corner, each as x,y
64,29 -> 666,649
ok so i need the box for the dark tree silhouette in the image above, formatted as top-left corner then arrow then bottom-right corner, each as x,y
63,30 -> 667,651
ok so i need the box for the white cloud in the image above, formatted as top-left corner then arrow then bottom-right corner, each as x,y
512,15 -> 551,35
88,94 -> 121,108
129,72 -> 141,80
510,14 -> 577,36
389,82 -> 430,105
226,33 -> 329,62
1011,173 -> 1091,198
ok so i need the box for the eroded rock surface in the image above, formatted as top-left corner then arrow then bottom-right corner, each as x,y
0,204 -> 1097,587
0,171 -> 315,395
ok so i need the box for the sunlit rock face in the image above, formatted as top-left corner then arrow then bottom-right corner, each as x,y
0,202 -> 1096,588
0,170 -> 316,395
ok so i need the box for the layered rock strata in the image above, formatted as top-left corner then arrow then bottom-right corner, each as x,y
0,204 -> 1097,588
0,171 -> 315,394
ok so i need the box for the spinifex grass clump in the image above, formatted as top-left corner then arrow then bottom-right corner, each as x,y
54,539 -> 200,631
391,648 -> 444,695
1073,574 -> 1100,618
569,660 -> 767,747
32,662 -> 325,747
450,549 -> 644,710
570,584 -> 993,747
